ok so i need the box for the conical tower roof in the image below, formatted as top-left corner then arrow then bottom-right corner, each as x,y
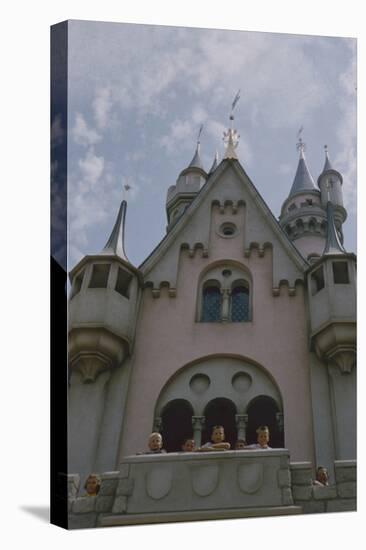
208,151 -> 219,174
188,142 -> 204,170
289,140 -> 316,197
101,200 -> 130,262
317,146 -> 343,186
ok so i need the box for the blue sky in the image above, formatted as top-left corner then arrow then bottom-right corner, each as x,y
66,20 -> 357,268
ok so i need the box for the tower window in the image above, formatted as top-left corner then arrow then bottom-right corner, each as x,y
89,264 -> 111,288
311,266 -> 325,295
332,262 -> 349,284
306,199 -> 313,206
219,222 -> 237,238
115,267 -> 133,298
231,284 -> 250,322
201,282 -> 222,322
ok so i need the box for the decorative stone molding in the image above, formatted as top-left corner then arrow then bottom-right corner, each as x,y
191,463 -> 219,496
69,352 -> 112,383
313,322 -> 356,374
68,326 -> 129,382
327,348 -> 356,375
146,465 -> 173,500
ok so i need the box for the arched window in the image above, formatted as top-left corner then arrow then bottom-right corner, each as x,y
246,395 -> 284,448
201,280 -> 222,322
161,399 -> 194,452
231,280 -> 250,322
203,398 -> 237,448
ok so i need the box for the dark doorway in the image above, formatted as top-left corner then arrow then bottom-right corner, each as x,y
246,395 -> 284,448
203,398 -> 237,448
161,399 -> 194,452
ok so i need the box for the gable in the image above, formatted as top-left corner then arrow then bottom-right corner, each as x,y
140,159 -> 308,291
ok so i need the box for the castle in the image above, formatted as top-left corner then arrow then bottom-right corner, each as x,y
67,119 -> 356,527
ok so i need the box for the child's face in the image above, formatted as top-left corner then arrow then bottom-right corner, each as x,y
211,427 -> 225,443
257,430 -> 269,447
182,439 -> 195,452
235,441 -> 245,450
149,434 -> 162,450
317,468 -> 328,484
86,477 -> 98,495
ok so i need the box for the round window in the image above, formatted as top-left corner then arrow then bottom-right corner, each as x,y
219,222 -> 237,238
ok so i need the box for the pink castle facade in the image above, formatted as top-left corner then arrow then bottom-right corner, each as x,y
68,126 -> 356,494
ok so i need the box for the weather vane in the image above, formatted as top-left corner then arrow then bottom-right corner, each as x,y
296,126 -> 305,155
123,181 -> 131,201
222,90 -> 241,159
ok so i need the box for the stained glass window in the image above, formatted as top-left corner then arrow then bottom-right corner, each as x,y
231,285 -> 250,322
201,285 -> 222,322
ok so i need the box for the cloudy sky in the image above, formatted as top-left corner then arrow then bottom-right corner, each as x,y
66,20 -> 356,268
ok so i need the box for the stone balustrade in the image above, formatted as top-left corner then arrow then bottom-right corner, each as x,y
67,453 -> 357,529
68,449 -> 301,528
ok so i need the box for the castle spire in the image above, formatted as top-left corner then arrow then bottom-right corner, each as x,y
188,124 -> 204,170
288,135 -> 316,197
223,90 -> 241,160
322,144 -> 333,173
101,200 -> 129,261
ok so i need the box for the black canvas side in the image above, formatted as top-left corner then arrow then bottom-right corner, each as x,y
50,20 -> 68,530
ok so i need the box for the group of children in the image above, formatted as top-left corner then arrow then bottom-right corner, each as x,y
144,424 -> 272,454
82,425 -> 329,497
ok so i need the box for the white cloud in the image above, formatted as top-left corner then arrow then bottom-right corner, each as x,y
159,119 -> 195,153
72,113 -> 101,146
78,148 -> 105,187
335,40 -> 357,213
93,86 -> 113,129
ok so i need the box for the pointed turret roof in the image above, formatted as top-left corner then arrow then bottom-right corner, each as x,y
101,200 -> 130,262
317,146 -> 343,186
188,142 -> 204,170
288,139 -> 316,197
323,201 -> 346,255
208,151 -> 219,174
322,146 -> 333,173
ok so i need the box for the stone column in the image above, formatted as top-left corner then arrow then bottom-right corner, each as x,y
327,361 -> 356,460
221,289 -> 231,322
235,414 -> 248,441
192,416 -> 205,447
68,368 -> 112,482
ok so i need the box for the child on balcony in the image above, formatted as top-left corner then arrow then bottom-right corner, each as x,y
181,438 -> 195,452
313,466 -> 329,486
246,426 -> 272,449
197,425 -> 231,451
84,474 -> 101,496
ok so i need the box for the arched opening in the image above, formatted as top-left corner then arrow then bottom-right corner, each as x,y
201,280 -> 222,322
246,395 -> 284,448
308,218 -> 316,233
203,398 -> 237,448
231,280 -> 250,321
161,399 -> 194,452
